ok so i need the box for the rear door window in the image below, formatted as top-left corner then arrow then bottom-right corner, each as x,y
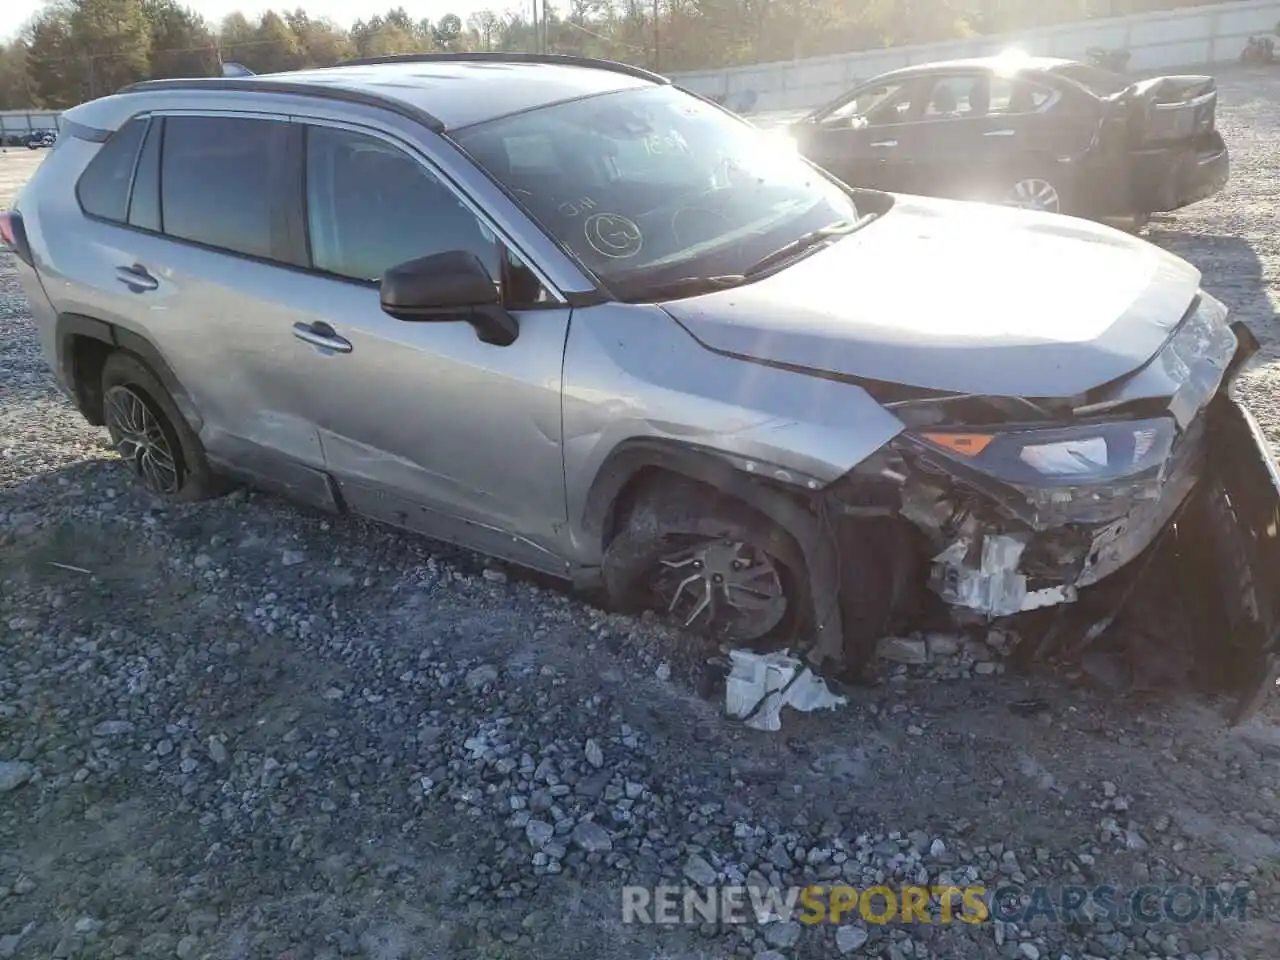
922,75 -> 987,118
76,117 -> 148,223
989,77 -> 1057,115
159,115 -> 285,259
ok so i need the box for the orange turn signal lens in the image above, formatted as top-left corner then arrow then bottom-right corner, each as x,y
919,432 -> 995,457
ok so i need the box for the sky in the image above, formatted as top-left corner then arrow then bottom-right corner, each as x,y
2,0 -> 505,42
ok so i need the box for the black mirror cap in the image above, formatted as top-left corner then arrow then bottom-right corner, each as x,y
380,250 -> 500,318
380,250 -> 518,347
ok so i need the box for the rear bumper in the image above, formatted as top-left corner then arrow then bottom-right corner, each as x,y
1129,131 -> 1230,213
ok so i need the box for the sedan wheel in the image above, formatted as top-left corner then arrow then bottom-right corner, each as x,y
650,536 -> 790,643
104,384 -> 183,495
1006,178 -> 1061,214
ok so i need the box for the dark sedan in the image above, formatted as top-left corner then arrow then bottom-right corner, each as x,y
786,55 -> 1229,222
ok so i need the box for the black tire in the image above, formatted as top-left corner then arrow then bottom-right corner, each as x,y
601,478 -> 812,648
833,516 -> 915,678
100,350 -> 225,501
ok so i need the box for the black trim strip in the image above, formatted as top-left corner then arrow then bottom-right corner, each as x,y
63,118 -> 112,143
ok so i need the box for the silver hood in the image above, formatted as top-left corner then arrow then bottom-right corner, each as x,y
661,196 -> 1203,398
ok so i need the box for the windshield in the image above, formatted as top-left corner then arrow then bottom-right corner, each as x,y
453,85 -> 859,292
1051,63 -> 1131,96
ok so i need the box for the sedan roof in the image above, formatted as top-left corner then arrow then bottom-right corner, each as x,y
874,55 -> 1076,81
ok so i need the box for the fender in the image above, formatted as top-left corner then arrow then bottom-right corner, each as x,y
582,437 -> 848,668
55,313 -> 203,433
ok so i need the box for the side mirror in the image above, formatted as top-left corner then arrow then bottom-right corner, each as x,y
380,250 -> 519,346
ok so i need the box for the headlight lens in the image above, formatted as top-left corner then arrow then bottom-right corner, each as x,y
916,417 -> 1176,487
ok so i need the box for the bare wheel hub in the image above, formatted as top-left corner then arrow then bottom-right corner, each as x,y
654,538 -> 788,642
104,385 -> 181,495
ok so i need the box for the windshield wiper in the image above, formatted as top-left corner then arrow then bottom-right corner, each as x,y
742,215 -> 874,279
614,273 -> 746,302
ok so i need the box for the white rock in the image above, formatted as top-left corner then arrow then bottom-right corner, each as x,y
0,761 -> 34,793
877,636 -> 928,665
835,925 -> 870,954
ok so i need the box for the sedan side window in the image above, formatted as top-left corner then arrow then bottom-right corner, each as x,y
826,82 -> 914,126
989,77 -> 1057,115
304,125 -> 501,285
923,76 -> 986,119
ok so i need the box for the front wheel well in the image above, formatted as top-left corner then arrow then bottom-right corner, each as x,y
601,464 -> 809,551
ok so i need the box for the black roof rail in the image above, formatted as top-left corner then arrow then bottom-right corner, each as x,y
113,77 -> 449,131
332,51 -> 669,85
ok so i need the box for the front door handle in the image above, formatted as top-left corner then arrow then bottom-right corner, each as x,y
292,321 -> 353,354
871,139 -> 898,148
115,263 -> 158,292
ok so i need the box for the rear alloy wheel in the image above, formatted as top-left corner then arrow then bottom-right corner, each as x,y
104,384 -> 182,494
100,350 -> 226,501
651,536 -> 790,642
1006,177 -> 1062,214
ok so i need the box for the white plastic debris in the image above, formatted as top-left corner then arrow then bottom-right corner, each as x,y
724,649 -> 847,732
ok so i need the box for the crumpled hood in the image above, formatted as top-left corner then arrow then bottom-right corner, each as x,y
661,196 -> 1203,398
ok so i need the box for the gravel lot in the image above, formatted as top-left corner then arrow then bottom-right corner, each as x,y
3,71 -> 1280,960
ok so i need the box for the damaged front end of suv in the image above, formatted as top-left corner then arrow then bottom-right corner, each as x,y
828,293 -> 1280,722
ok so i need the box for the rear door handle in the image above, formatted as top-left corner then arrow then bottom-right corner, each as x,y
984,129 -> 1015,137
292,321 -> 353,354
871,139 -> 898,148
115,263 -> 158,292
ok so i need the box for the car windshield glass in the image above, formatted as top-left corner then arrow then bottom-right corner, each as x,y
453,85 -> 859,291
1051,63 -> 1131,96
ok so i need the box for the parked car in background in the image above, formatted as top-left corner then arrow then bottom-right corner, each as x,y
3,53 -> 1276,720
786,54 -> 1229,222
27,130 -> 56,149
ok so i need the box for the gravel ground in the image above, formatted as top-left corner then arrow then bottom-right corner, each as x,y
3,71 -> 1280,960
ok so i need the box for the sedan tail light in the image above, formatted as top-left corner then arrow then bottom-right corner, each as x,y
0,211 -> 34,267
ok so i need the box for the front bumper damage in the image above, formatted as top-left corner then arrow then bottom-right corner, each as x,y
835,310 -> 1280,723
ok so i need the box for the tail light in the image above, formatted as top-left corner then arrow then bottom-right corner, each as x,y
0,210 -> 33,267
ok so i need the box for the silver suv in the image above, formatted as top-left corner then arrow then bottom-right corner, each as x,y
5,53 -> 1279,703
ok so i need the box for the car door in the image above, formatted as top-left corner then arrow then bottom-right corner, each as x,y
56,112 -> 330,504
797,76 -> 927,191
969,75 -> 1098,207
273,121 -> 573,574
890,73 -> 989,200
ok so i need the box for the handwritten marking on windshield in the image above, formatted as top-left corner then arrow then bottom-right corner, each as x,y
558,196 -> 598,218
585,213 -> 644,259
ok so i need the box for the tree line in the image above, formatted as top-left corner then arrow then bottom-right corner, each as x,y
0,0 -> 1243,110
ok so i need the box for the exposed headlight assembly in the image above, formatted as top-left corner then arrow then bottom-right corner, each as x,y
914,417 -> 1177,487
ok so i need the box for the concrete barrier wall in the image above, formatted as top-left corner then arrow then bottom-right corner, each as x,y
670,0 -> 1280,113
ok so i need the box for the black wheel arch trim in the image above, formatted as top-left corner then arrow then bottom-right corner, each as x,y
584,438 -> 848,669
55,313 -> 203,433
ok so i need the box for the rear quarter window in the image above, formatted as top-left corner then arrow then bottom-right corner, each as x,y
75,118 -> 148,223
